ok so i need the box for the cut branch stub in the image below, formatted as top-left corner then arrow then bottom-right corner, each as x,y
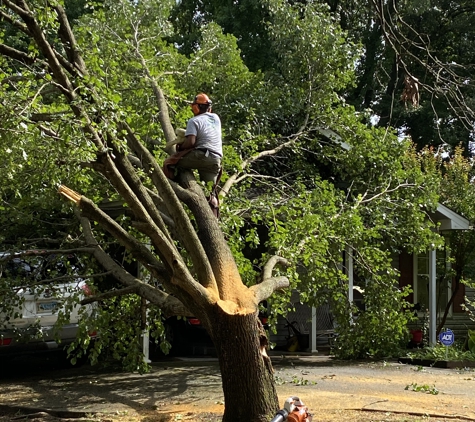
58,185 -> 82,203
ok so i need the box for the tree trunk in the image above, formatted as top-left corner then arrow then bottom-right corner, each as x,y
208,306 -> 279,422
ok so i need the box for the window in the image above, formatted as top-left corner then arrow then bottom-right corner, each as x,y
413,249 -> 451,317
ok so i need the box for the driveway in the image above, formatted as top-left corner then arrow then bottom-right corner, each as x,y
1,353 -> 475,421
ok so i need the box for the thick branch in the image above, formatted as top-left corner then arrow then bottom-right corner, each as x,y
76,212 -> 191,317
93,151 -> 187,276
249,277 -> 290,303
249,256 -> 291,303
1,0 -> 29,18
10,0 -> 75,99
261,256 -> 291,281
110,145 -> 173,243
120,123 -> 219,293
2,0 -> 106,150
0,43 -> 35,65
58,185 -> 167,277
145,188 -> 173,223
52,49 -> 85,79
52,3 -> 88,75
0,8 -> 31,35
179,181 -> 251,304
59,186 -> 217,309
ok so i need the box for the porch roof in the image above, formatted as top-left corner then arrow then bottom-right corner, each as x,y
434,203 -> 470,231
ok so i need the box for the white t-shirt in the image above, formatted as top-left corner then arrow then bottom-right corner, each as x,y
185,112 -> 223,157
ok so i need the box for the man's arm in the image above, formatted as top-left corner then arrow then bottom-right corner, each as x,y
177,134 -> 196,151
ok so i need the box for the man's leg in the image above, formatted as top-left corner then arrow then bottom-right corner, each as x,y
177,150 -> 221,184
197,158 -> 221,184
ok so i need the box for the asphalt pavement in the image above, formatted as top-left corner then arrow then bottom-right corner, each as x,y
1,353 -> 475,421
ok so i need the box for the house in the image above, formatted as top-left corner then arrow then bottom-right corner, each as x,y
269,202 -> 475,353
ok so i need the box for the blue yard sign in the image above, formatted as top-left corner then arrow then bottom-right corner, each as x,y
439,329 -> 455,346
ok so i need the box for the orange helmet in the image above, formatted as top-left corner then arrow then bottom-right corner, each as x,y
191,93 -> 212,115
193,93 -> 212,105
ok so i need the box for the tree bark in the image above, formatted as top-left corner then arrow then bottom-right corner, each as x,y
208,306 -> 279,422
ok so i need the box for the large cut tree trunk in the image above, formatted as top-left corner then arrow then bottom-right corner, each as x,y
209,308 -> 279,422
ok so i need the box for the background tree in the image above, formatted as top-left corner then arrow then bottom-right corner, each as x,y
362,0 -> 475,154
170,0 -> 475,153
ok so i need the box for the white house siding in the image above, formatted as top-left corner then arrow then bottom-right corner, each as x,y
441,314 -> 475,340
434,285 -> 475,340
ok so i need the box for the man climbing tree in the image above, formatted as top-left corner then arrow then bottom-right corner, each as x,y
163,92 -> 223,216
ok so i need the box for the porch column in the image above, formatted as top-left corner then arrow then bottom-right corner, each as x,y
347,247 -> 354,304
138,251 -> 151,363
429,249 -> 437,346
346,247 -> 354,326
311,307 -> 317,354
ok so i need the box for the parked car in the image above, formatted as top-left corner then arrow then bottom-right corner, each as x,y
0,251 -> 94,357
152,305 -> 269,358
157,316 -> 214,357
